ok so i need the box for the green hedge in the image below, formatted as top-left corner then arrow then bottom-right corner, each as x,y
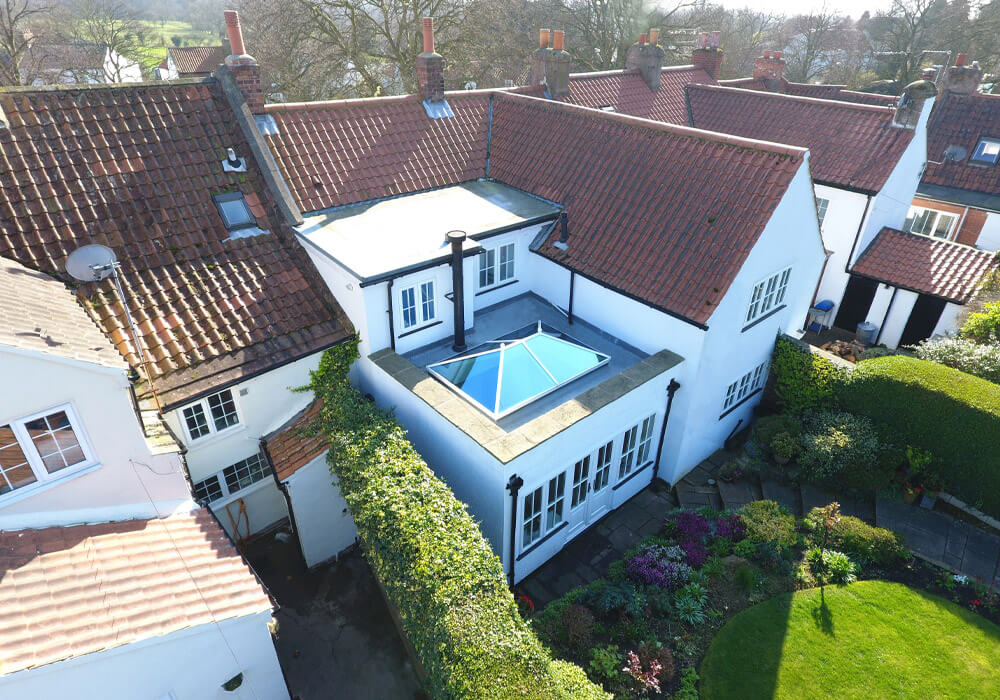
303,340 -> 607,699
839,355 -> 1000,517
771,336 -> 847,413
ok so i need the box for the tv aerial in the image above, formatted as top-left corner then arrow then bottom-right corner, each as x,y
66,244 -> 161,411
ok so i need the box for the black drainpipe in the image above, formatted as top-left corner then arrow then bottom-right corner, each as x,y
567,270 -> 576,324
448,230 -> 468,351
874,286 -> 899,345
386,278 -> 396,351
652,379 -> 681,483
506,474 -> 523,588
844,195 -> 873,272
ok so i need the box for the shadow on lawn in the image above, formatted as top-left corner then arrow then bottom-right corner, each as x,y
810,586 -> 836,637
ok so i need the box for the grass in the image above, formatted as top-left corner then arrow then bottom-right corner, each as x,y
700,580 -> 1000,699
133,20 -> 222,69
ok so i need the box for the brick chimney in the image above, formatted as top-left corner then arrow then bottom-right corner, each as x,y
530,28 -> 570,97
941,54 -> 983,95
416,17 -> 444,103
223,11 -> 264,115
752,50 -> 785,83
624,28 -> 666,90
691,31 -> 723,80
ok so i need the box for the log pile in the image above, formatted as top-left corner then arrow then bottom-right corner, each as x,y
820,339 -> 866,363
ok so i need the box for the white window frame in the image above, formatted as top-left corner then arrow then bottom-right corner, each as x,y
722,360 -> 769,414
971,137 -> 1000,165
904,206 -> 958,240
399,278 -> 437,330
180,388 -> 242,443
192,450 -> 273,506
477,242 -> 516,291
636,414 -> 656,465
745,267 -> 791,325
521,485 -> 544,548
0,403 -> 97,501
816,197 -> 830,229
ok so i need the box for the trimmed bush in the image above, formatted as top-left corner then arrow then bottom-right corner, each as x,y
961,301 -> 1000,344
840,355 -> 1000,517
913,335 -> 1000,384
803,508 -> 909,566
304,340 -> 607,699
740,500 -> 797,548
797,410 -> 890,491
771,336 -> 847,413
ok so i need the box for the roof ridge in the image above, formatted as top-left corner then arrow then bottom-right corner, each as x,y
495,90 -> 808,158
568,64 -> 700,81
0,77 -> 214,95
265,87 -> 504,113
690,83 -> 897,114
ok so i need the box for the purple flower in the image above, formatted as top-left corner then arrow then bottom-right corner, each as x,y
714,513 -> 746,542
669,511 -> 711,541
679,538 -> 709,568
626,551 -> 693,588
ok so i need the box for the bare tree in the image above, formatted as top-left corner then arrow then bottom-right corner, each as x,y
781,8 -> 851,82
0,0 -> 56,85
70,0 -> 146,81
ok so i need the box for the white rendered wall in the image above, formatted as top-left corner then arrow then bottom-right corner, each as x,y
977,211 -> 1000,251
284,453 -> 358,567
0,349 -> 191,529
812,184 -> 869,307
0,611 -> 287,700
864,283 -> 896,334
931,302 -> 963,338
877,289 -> 919,348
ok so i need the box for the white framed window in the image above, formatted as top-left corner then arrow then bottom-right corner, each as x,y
593,440 -> 613,492
0,405 -> 95,497
545,473 -> 566,530
816,197 -> 830,228
521,472 -> 567,551
722,360 -> 769,414
746,268 -> 791,325
400,279 -> 436,330
904,206 -> 958,240
478,242 -> 516,290
636,415 -> 656,465
971,137 -> 1000,165
571,455 -> 590,508
522,486 -> 543,547
192,451 -> 272,505
619,424 -> 639,478
181,388 -> 241,442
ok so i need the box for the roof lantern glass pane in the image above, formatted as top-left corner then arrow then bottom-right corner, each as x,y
428,323 -> 610,419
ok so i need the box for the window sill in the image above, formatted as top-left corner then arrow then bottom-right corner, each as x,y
475,279 -> 519,296
517,520 -> 568,561
741,305 -> 786,332
0,462 -> 102,509
397,319 -> 443,340
612,460 -> 653,491
185,424 -> 247,451
719,388 -> 763,420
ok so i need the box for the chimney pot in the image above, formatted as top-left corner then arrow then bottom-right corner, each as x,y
763,50 -> 771,58
772,50 -> 782,59
638,33 -> 647,45
422,17 -> 435,54
224,10 -> 246,57
553,30 -> 565,52
709,30 -> 720,49
942,56 -> 983,95
956,53 -> 967,67
223,10 -> 264,115
416,16 -> 444,102
648,28 -> 660,46
698,32 -> 709,49
539,28 -> 550,49
691,29 -> 723,79
753,49 -> 785,84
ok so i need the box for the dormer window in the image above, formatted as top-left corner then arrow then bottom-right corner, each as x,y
970,138 -> 1000,165
213,192 -> 256,231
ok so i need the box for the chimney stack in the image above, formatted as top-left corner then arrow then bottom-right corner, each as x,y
530,28 -> 570,97
691,30 -> 723,80
941,54 -> 983,95
625,30 -> 665,90
416,17 -> 445,103
893,79 -> 937,129
224,11 -> 264,115
752,49 -> 785,90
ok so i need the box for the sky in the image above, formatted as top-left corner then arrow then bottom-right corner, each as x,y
715,0 -> 896,19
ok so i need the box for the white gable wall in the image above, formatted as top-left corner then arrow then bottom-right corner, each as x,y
812,184 -> 869,307
282,453 -> 358,567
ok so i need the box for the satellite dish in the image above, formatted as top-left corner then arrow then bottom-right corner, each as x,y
66,244 -> 117,282
944,145 -> 967,162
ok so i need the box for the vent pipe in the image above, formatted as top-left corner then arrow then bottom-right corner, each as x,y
448,230 -> 468,351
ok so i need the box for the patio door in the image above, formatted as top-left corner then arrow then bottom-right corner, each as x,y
565,440 -> 616,537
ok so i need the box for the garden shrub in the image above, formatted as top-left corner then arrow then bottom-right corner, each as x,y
675,668 -> 700,700
771,335 -> 848,413
797,410 -> 889,491
805,547 -> 857,585
839,355 -> 1000,517
588,645 -> 623,685
304,341 -> 607,699
752,413 -> 804,447
626,544 -> 692,589
740,500 -> 797,548
579,581 -> 646,618
803,508 -> 909,566
913,335 -> 1000,384
961,301 -> 1000,343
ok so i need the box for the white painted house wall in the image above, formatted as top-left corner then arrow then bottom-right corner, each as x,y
0,611 -> 288,700
812,184 -> 869,307
0,348 -> 192,530
282,453 -> 358,567
975,211 -> 1000,251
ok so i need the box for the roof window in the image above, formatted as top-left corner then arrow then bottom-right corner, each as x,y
970,137 -> 1000,165
213,192 -> 255,231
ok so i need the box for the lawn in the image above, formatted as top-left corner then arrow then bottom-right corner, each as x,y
700,580 -> 1000,699
134,20 -> 222,70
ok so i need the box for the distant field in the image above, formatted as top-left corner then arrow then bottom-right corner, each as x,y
134,20 -> 222,73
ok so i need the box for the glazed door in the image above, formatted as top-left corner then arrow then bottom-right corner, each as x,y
587,440 -> 615,522
565,455 -> 592,538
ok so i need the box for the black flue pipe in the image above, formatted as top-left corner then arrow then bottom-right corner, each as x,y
448,230 -> 468,352
506,474 -> 523,588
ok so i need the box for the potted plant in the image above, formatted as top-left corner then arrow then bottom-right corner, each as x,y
920,471 -> 944,509
772,432 -> 798,465
719,464 -> 744,483
902,483 -> 921,505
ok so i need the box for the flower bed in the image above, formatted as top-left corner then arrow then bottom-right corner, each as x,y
530,501 -> 1000,698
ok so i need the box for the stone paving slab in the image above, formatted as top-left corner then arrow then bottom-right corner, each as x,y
800,484 -> 837,515
718,480 -> 757,510
676,484 -> 722,510
963,528 -> 1000,584
761,481 -> 801,515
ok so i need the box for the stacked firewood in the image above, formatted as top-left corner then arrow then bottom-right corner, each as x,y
820,339 -> 866,363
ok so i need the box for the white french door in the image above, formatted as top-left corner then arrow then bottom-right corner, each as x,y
565,439 -> 617,537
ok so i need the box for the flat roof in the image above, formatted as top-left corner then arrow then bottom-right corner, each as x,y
294,180 -> 561,284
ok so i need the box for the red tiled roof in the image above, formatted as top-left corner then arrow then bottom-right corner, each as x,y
265,93 -> 491,213
561,65 -> 714,124
265,400 -> 328,481
0,80 -> 353,408
686,84 -> 911,193
490,92 -> 806,325
852,227 -> 998,303
923,91 -> 1000,197
167,46 -> 225,75
0,510 -> 272,674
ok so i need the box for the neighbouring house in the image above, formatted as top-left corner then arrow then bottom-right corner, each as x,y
253,19 -> 826,582
158,45 -> 227,80
0,9 -> 359,571
21,41 -> 143,85
0,257 -> 288,699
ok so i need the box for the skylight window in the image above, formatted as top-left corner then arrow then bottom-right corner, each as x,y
213,192 -> 256,231
427,323 -> 609,419
970,138 -> 1000,165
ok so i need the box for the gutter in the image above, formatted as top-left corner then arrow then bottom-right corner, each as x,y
505,474 -> 524,588
652,379 -> 681,483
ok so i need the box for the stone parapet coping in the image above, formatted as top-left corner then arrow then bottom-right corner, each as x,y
369,347 -> 683,464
